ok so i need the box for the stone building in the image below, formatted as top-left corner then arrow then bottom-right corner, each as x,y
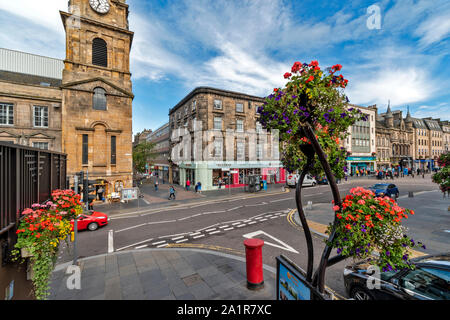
375,105 -> 414,171
0,49 -> 64,151
133,129 -> 152,148
61,0 -> 134,194
0,0 -> 134,196
423,118 -> 444,162
146,122 -> 170,181
169,87 -> 284,190
440,120 -> 450,153
342,104 -> 377,175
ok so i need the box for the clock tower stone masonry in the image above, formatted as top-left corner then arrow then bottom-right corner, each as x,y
60,0 -> 134,192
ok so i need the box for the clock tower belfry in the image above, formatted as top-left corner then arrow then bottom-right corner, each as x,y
60,0 -> 134,192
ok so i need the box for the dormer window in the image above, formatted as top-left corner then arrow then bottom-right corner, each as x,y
92,38 -> 107,67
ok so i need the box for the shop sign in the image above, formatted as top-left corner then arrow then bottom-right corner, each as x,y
346,156 -> 376,161
276,255 -> 323,300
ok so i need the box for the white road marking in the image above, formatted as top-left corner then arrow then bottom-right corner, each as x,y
156,243 -> 168,248
243,230 -> 299,254
115,238 -> 154,251
205,228 -> 217,232
108,230 -> 114,253
237,224 -> 246,228
209,231 -> 221,235
227,206 -> 243,211
270,216 -> 278,219
193,234 -> 205,239
269,198 -> 291,203
260,219 -> 268,221
175,239 -> 189,243
232,222 -> 241,225
152,241 -> 166,245
171,236 -> 185,241
142,198 -> 150,205
115,220 -> 177,233
219,225 -> 229,229
224,227 -> 234,231
190,232 -> 201,236
135,244 -> 148,249
248,221 -> 257,225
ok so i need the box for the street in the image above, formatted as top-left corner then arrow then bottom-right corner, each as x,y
59,175 -> 448,299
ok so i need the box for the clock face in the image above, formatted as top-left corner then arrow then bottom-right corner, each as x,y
89,0 -> 110,14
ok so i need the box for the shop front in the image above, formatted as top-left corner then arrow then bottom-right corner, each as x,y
346,156 -> 376,176
178,161 -> 286,191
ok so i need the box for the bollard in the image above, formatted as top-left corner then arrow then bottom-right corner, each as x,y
408,191 -> 414,198
244,238 -> 264,290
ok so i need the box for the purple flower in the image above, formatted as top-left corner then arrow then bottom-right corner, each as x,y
287,129 -> 292,134
292,95 -> 297,99
293,109 -> 299,115
386,251 -> 390,256
340,112 -> 347,118
337,248 -> 342,254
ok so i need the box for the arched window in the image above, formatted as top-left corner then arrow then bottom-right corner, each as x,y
93,87 -> 107,110
92,38 -> 107,67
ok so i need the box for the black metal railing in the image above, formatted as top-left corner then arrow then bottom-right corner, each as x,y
0,142 -> 67,239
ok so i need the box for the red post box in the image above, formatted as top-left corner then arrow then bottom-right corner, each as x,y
244,238 -> 264,290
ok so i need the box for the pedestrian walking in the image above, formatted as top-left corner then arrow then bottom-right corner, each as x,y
97,186 -> 104,201
218,178 -> 222,189
154,179 -> 159,191
168,185 -> 176,200
186,179 -> 190,191
197,182 -> 202,194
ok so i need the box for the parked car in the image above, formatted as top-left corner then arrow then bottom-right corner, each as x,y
286,173 -> 317,188
343,253 -> 450,300
368,183 -> 399,198
71,210 -> 110,231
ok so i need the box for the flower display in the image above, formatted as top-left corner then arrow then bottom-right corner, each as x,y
258,60 -> 364,178
327,187 -> 425,271
432,152 -> 450,196
12,189 -> 82,300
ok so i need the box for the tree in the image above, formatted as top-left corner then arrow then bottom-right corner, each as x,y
132,141 -> 156,173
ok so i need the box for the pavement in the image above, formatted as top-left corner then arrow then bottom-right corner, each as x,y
92,177 -> 291,215
49,248 -> 276,300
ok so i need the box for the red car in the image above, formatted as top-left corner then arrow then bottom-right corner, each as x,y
71,211 -> 109,231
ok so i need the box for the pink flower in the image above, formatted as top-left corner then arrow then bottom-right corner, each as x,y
333,205 -> 340,211
357,200 -> 366,205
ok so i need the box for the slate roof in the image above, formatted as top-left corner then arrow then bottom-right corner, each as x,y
0,70 -> 61,87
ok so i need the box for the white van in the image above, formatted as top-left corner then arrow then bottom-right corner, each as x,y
286,173 -> 317,188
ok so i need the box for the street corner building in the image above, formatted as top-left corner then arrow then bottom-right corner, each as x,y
168,87 -> 286,191
0,0 -> 134,195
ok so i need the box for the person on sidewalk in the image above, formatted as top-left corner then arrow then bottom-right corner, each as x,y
97,186 -> 104,201
168,185 -> 176,200
154,179 -> 159,191
218,178 -> 222,189
197,182 -> 202,194
186,179 -> 190,191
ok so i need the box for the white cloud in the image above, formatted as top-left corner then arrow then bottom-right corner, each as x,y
346,67 -> 438,106
412,104 -> 450,120
415,11 -> 450,47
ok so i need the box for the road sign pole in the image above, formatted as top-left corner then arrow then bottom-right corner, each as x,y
73,173 -> 79,265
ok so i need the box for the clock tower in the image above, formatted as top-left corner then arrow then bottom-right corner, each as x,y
60,0 -> 134,193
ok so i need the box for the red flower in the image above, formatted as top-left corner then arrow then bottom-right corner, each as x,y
345,224 -> 352,230
274,88 -> 278,92
284,72 -> 292,79
305,75 -> 314,83
291,61 -> 302,73
309,60 -> 319,67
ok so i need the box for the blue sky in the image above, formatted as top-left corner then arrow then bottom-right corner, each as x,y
1,0 -> 449,136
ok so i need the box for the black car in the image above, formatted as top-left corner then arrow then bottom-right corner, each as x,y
343,253 -> 450,300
